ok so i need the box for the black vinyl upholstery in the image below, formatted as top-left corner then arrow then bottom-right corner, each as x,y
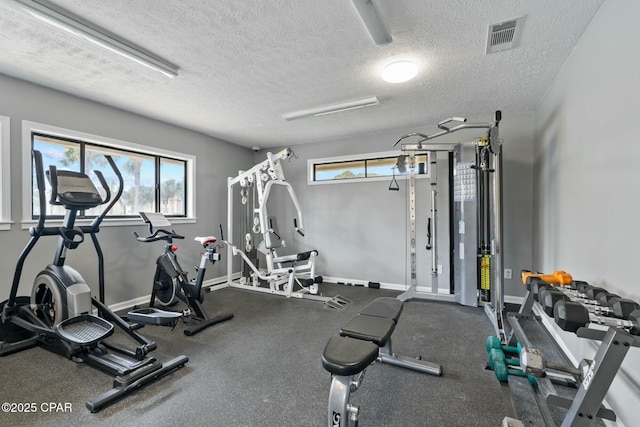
358,297 -> 403,323
322,336 -> 379,376
339,314 -> 396,347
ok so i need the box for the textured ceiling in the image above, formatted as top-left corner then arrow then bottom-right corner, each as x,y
0,0 -> 604,148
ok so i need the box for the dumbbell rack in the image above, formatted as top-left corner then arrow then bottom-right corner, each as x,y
498,285 -> 640,427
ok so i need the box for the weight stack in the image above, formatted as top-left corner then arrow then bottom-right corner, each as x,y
480,254 -> 491,302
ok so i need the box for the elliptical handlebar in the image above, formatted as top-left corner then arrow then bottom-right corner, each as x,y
47,164 -> 59,205
32,150 -> 47,232
93,170 -> 112,205
90,154 -> 123,229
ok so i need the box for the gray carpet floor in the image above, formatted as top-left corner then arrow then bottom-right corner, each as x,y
0,283 -> 521,426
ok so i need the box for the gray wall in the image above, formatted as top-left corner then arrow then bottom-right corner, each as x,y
260,111 -> 534,300
533,0 -> 639,423
0,73 -> 253,305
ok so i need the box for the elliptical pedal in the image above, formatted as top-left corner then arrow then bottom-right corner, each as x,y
56,314 -> 114,345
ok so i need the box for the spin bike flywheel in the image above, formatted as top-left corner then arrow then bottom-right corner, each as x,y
154,269 -> 178,306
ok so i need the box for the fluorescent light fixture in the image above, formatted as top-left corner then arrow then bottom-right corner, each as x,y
283,97 -> 379,121
14,0 -> 179,78
350,0 -> 392,46
382,60 -> 418,83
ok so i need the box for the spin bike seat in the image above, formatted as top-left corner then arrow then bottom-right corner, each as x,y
194,236 -> 217,246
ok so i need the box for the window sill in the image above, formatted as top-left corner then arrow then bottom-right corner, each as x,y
0,221 -> 13,231
20,216 -> 197,230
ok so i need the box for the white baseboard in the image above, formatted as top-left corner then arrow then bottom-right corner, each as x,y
504,295 -> 524,305
323,276 -> 451,294
109,295 -> 150,313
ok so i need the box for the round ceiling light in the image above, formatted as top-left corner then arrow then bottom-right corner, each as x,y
381,60 -> 418,83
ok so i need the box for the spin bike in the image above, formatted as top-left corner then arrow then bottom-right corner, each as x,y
0,151 -> 188,412
128,212 -> 233,336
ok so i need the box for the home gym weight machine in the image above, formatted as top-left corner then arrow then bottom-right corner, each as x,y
393,111 -> 506,341
225,148 -> 348,308
127,212 -> 233,336
0,151 -> 188,412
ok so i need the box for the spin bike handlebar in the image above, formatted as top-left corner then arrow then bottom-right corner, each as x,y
133,228 -> 185,243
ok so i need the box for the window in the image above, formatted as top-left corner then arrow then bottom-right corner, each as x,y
22,121 -> 194,224
0,115 -> 10,230
308,150 -> 429,185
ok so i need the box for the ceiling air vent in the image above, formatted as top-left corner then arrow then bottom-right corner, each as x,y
486,16 -> 524,54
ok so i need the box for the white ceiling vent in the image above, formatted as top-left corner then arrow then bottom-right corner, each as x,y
486,16 -> 525,54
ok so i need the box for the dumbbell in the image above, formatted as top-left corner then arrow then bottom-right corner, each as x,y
596,292 -> 623,306
570,281 -> 612,301
579,287 -> 635,315
487,347 -> 538,385
522,270 -> 573,287
486,337 -> 522,374
529,278 -> 552,301
538,288 -> 569,316
570,282 -> 623,307
486,336 -> 520,355
486,336 -> 580,382
540,287 -> 640,320
553,300 -> 640,335
529,276 -> 573,302
572,280 -> 590,293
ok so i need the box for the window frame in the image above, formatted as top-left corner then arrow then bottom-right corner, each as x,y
0,115 -> 10,230
307,150 -> 430,185
21,121 -> 196,227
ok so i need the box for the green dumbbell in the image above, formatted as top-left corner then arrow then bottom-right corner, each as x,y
486,336 -> 521,355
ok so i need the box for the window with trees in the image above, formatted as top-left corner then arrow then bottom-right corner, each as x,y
308,150 -> 429,184
25,123 -> 192,220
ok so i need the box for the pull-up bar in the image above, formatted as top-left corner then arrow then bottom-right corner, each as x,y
394,111 -> 501,150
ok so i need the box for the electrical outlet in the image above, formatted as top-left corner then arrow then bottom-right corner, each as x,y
504,269 -> 512,279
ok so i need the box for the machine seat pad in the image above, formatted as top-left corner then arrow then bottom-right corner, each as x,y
340,314 -> 395,347
322,336 -> 379,376
359,297 -> 403,323
272,250 -> 316,264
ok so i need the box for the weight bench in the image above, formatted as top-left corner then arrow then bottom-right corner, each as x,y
321,297 -> 442,426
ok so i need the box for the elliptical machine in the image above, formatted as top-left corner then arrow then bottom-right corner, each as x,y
128,212 -> 233,336
0,150 -> 188,412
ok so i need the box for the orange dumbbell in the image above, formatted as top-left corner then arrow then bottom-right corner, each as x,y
521,270 -> 573,286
